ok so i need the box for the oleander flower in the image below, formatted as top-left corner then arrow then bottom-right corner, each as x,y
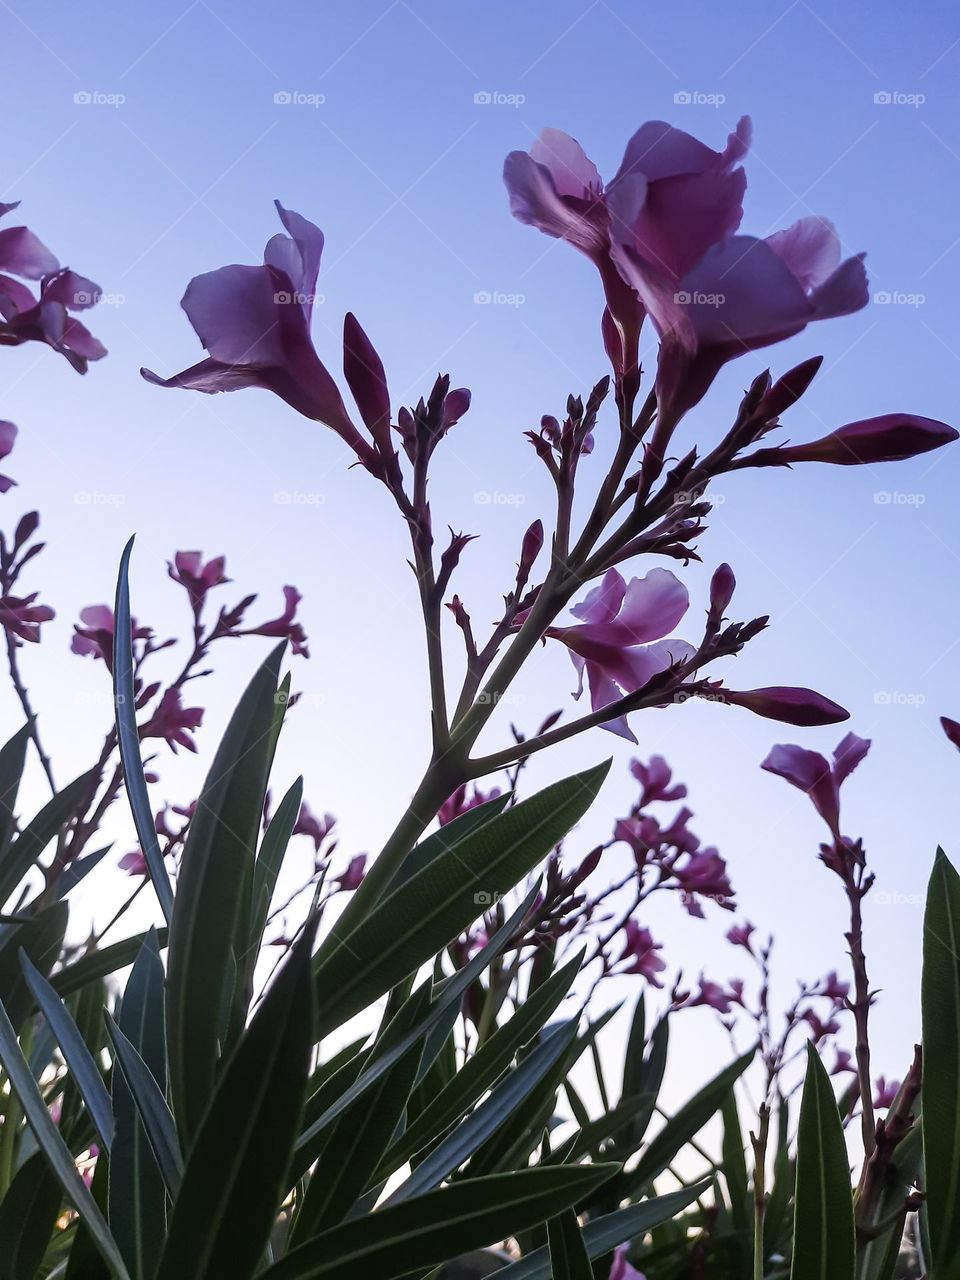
762,731 -> 871,839
0,420 -> 17,492
168,551 -> 229,616
0,591 -> 54,642
140,687 -> 204,753
547,567 -> 693,742
142,202 -> 375,466
71,605 -> 152,672
617,921 -> 666,986
0,203 -> 106,372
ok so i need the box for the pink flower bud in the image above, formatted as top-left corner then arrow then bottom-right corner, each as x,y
707,563 -> 736,627
723,685 -> 849,726
756,355 -> 823,419
343,312 -> 392,452
782,414 -> 957,465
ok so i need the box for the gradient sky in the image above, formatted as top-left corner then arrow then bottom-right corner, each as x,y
2,0 -> 960,1107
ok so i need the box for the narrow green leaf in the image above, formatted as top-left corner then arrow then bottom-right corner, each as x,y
0,724 -> 30,855
0,1152 -> 62,1280
0,903 -> 69,1031
0,771 -> 95,908
165,641 -> 286,1145
155,920 -> 316,1280
626,1044 -> 754,1192
19,950 -> 114,1150
384,1019 -> 580,1205
314,763 -> 609,1036
261,1164 -> 619,1280
721,1091 -> 751,1241
377,951 -> 582,1179
295,887 -> 540,1162
789,1043 -> 854,1280
923,848 -> 960,1280
113,538 -> 173,925
105,1015 -> 182,1199
52,929 -> 168,1001
109,931 -> 167,1279
393,794 -> 512,888
547,1209 -> 592,1280
0,997 -> 129,1279
492,1181 -> 712,1280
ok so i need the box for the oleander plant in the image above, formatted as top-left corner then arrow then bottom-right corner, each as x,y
0,114 -> 959,1280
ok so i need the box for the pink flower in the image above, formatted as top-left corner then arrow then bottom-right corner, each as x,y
610,1244 -> 646,1280
688,977 -> 736,1014
140,688 -> 204,754
504,118 -> 750,382
438,783 -> 502,827
71,605 -> 152,673
618,921 -> 666,986
142,202 -> 375,466
762,732 -> 870,839
547,567 -> 693,742
675,849 -> 734,915
630,754 -> 687,806
818,970 -> 850,1003
0,204 -> 106,372
874,1077 -> 900,1109
168,551 -> 229,616
726,921 -> 755,954
334,854 -> 366,891
119,850 -> 148,877
0,420 -> 17,492
1,592 -> 55,642
656,216 -> 868,421
293,802 -> 336,851
832,1049 -> 856,1075
242,585 -> 309,657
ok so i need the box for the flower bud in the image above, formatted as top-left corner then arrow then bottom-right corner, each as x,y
781,414 -> 958,465
723,685 -> 849,726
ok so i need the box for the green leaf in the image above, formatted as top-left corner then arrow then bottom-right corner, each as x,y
294,887 -> 541,1164
721,1091 -> 751,1242
492,1181 -> 712,1280
789,1043 -> 854,1280
384,1020 -> 581,1205
314,763 -> 609,1036
105,1015 -> 182,1200
113,538 -> 173,925
0,1152 -> 62,1280
165,641 -> 286,1145
0,996 -> 129,1279
0,903 -> 69,1031
393,793 -> 512,888
155,919 -> 316,1280
0,771 -> 95,908
923,848 -> 960,1280
0,724 -> 30,856
109,931 -> 168,1279
19,950 -> 114,1151
547,1209 -> 593,1280
625,1044 -> 754,1192
52,930 -> 168,1001
293,987 -> 429,1241
260,1164 -> 620,1280
377,951 -> 582,1179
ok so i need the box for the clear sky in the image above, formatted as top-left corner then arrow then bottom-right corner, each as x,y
2,0 -> 959,1101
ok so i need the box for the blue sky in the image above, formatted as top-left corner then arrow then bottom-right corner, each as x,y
2,0 -> 959,1096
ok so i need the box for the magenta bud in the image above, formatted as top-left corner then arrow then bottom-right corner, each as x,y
723,685 -> 849,726
442,387 -> 471,431
782,414 -> 958,465
708,562 -> 736,626
571,847 -> 602,887
757,355 -> 824,419
941,716 -> 960,752
519,519 -> 544,576
343,313 -> 391,451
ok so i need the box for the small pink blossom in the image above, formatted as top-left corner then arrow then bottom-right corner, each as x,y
1,591 -> 54,642
0,420 -> 16,492
140,687 -> 204,753
874,1077 -> 900,1109
119,850 -> 148,877
618,921 -> 666,986
334,854 -> 366,891
438,783 -> 502,826
294,802 -> 336,851
762,732 -> 870,839
630,754 -> 687,806
168,551 -> 229,616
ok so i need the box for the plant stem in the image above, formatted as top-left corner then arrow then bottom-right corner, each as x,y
4,630 -> 56,794
750,1103 -> 770,1280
